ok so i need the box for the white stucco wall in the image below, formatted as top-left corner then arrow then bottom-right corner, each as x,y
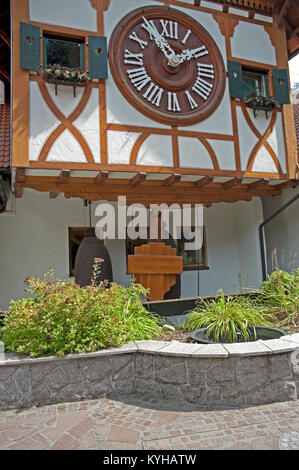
262,186 -> 299,275
29,0 -> 98,32
0,190 -> 263,310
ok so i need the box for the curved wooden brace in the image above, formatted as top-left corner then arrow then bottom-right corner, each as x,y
130,133 -> 150,165
242,106 -> 282,174
198,138 -> 220,170
37,78 -> 94,164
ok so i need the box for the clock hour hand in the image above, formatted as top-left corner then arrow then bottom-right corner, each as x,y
141,16 -> 176,62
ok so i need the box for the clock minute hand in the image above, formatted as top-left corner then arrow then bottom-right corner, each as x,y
141,16 -> 176,61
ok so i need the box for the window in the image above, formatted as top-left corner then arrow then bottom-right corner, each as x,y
242,69 -> 268,97
126,227 -> 208,273
68,227 -> 95,276
43,34 -> 85,70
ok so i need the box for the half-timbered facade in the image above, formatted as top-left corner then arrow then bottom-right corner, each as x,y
0,0 -> 298,309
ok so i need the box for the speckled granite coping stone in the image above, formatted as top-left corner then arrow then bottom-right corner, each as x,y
0,336 -> 299,411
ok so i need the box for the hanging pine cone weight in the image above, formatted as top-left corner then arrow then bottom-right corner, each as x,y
74,237 -> 113,287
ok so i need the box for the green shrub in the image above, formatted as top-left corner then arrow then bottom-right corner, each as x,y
0,270 -> 163,357
184,291 -> 272,343
258,269 -> 299,329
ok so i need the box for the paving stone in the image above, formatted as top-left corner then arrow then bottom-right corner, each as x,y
106,425 -> 139,443
51,433 -> 79,450
250,436 -> 280,450
69,417 -> 93,438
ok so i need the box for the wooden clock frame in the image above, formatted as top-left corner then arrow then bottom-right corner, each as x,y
108,6 -> 227,126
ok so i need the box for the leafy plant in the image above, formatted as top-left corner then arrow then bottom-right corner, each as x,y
0,270 -> 163,357
242,93 -> 280,109
42,64 -> 90,82
257,269 -> 299,329
184,291 -> 272,343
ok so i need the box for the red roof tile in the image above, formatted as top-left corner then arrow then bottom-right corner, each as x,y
294,104 -> 299,159
0,103 -> 10,168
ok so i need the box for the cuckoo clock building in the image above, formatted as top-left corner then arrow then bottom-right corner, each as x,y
0,0 -> 298,309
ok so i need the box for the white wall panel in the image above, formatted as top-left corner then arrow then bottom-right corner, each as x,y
207,140 -> 236,170
137,135 -> 173,166
47,130 -> 87,162
73,89 -> 101,163
267,113 -> 287,174
237,106 -> 258,171
29,82 -> 60,161
231,21 -> 276,65
46,83 -> 84,118
107,131 -> 141,164
29,0 -> 97,31
252,147 -> 278,173
179,137 -> 214,169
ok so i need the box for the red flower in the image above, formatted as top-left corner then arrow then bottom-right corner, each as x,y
24,276 -> 32,285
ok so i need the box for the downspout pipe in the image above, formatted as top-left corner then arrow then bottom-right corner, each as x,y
259,191 -> 299,281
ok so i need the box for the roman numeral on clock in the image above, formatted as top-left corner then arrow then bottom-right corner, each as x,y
192,64 -> 214,100
168,92 -> 181,112
160,20 -> 179,40
143,83 -> 164,107
185,90 -> 198,110
182,29 -> 192,45
129,32 -> 148,50
124,50 -> 144,66
141,19 -> 158,40
197,63 -> 214,79
127,67 -> 151,91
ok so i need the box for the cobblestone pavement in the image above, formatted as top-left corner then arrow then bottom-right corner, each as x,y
1,396 -> 299,450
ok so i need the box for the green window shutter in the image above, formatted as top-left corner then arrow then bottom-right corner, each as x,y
272,69 -> 290,104
227,60 -> 244,99
88,36 -> 107,79
42,37 -> 47,68
80,43 -> 86,71
20,22 -> 41,71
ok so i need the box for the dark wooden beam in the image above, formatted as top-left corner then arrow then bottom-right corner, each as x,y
130,172 -> 146,188
15,168 -> 25,183
0,66 -> 10,82
194,176 -> 214,188
223,177 -> 243,190
204,203 -> 212,208
14,188 -> 23,198
0,29 -> 10,48
277,0 -> 290,27
94,170 -> 109,184
163,174 -> 181,186
49,191 -> 60,199
58,170 -> 71,183
248,178 -> 270,190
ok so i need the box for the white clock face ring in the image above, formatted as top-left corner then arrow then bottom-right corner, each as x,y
109,6 -> 226,126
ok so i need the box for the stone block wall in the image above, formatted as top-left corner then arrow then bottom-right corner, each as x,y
1,336 -> 299,411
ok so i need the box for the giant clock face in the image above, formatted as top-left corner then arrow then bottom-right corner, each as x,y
109,6 -> 226,126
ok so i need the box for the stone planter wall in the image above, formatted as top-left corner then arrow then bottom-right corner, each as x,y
1,335 -> 299,411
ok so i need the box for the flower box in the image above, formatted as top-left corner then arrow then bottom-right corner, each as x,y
42,65 -> 90,97
45,78 -> 86,97
242,94 -> 280,119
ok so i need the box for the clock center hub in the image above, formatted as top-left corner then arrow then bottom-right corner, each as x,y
168,54 -> 181,69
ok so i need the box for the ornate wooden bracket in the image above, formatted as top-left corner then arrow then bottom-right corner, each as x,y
90,0 -> 110,11
128,242 -> 183,301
